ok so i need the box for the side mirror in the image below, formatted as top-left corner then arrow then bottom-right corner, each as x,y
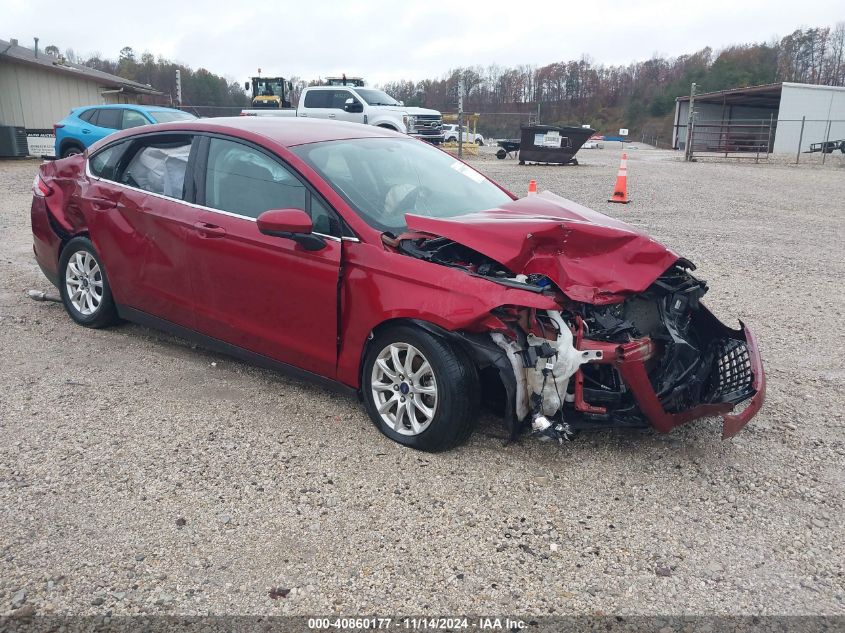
344,98 -> 363,113
257,209 -> 325,251
244,81 -> 250,91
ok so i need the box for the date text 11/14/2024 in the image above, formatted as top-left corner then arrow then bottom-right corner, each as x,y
307,617 -> 527,630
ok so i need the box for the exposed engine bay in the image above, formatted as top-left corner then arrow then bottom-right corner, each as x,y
397,235 -> 554,293
397,234 -> 763,442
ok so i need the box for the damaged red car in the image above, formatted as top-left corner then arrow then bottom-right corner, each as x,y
30,118 -> 765,451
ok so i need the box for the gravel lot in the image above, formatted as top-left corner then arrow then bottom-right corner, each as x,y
1,147 -> 843,618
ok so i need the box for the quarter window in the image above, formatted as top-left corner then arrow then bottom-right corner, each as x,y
204,138 -> 306,219
119,135 -> 194,199
79,109 -> 97,123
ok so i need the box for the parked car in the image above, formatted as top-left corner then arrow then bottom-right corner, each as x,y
442,124 -> 485,145
31,118 -> 764,451
241,86 -> 444,144
53,105 -> 197,158
582,141 -> 604,149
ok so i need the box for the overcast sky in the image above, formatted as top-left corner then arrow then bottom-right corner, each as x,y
3,0 -> 843,84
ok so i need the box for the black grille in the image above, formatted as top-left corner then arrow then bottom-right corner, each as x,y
706,339 -> 753,401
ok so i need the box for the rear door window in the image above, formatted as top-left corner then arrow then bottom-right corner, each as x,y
303,90 -> 329,108
89,140 -> 132,180
95,109 -> 122,130
119,135 -> 195,199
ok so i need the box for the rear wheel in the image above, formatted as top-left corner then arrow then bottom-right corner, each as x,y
475,139 -> 484,146
59,237 -> 118,328
362,325 -> 478,451
61,143 -> 84,158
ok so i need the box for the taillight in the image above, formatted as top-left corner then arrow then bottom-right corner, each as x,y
32,174 -> 52,197
53,123 -> 65,132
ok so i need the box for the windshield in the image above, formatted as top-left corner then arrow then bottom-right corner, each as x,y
149,111 -> 198,123
255,78 -> 285,97
354,89 -> 400,106
292,138 -> 513,234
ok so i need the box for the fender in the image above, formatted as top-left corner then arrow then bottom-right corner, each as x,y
335,241 -> 559,388
368,115 -> 405,133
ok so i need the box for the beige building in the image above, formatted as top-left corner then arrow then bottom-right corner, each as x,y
0,37 -> 161,156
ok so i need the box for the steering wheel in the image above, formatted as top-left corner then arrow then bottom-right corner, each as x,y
395,186 -> 423,214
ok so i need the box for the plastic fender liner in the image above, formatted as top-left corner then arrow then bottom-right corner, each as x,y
408,319 -> 522,439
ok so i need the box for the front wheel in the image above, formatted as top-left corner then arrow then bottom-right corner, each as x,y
362,325 -> 479,451
59,237 -> 118,328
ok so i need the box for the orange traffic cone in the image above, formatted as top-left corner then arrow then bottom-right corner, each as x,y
608,153 -> 630,204
528,180 -> 537,195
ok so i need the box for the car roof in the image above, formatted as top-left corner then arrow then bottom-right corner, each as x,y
74,104 -> 183,113
121,116 -> 406,148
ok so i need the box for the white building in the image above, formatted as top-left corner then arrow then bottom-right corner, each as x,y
673,82 -> 845,155
0,37 -> 161,156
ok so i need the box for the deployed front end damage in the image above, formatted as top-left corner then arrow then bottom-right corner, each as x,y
397,193 -> 765,441
480,265 -> 764,442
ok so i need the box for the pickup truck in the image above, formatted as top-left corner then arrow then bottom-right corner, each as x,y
241,85 -> 444,144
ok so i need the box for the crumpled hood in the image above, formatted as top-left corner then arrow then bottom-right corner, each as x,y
405,191 -> 680,305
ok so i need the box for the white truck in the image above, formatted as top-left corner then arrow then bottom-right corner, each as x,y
442,124 -> 485,146
240,85 -> 445,144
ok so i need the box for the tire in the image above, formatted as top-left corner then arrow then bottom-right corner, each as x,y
61,143 -> 84,158
58,237 -> 118,328
362,325 -> 479,451
475,139 -> 484,146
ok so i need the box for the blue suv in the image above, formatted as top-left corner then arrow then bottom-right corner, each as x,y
54,105 -> 196,158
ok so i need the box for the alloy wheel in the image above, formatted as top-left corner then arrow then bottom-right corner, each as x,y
370,342 -> 438,435
65,251 -> 104,316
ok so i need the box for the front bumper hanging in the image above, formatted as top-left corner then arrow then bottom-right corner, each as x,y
574,321 -> 765,439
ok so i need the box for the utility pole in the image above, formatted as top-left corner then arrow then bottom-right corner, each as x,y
796,116 -> 805,164
684,82 -> 697,161
175,69 -> 182,108
457,76 -> 464,159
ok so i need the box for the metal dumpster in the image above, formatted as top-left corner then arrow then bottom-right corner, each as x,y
518,124 -> 595,165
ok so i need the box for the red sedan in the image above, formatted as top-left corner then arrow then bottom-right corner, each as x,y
30,118 -> 764,451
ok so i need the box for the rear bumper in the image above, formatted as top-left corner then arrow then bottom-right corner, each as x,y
578,322 -> 765,438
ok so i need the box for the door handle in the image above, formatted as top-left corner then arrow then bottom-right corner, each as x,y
82,129 -> 91,134
328,113 -> 336,118
89,198 -> 117,210
193,221 -> 226,238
